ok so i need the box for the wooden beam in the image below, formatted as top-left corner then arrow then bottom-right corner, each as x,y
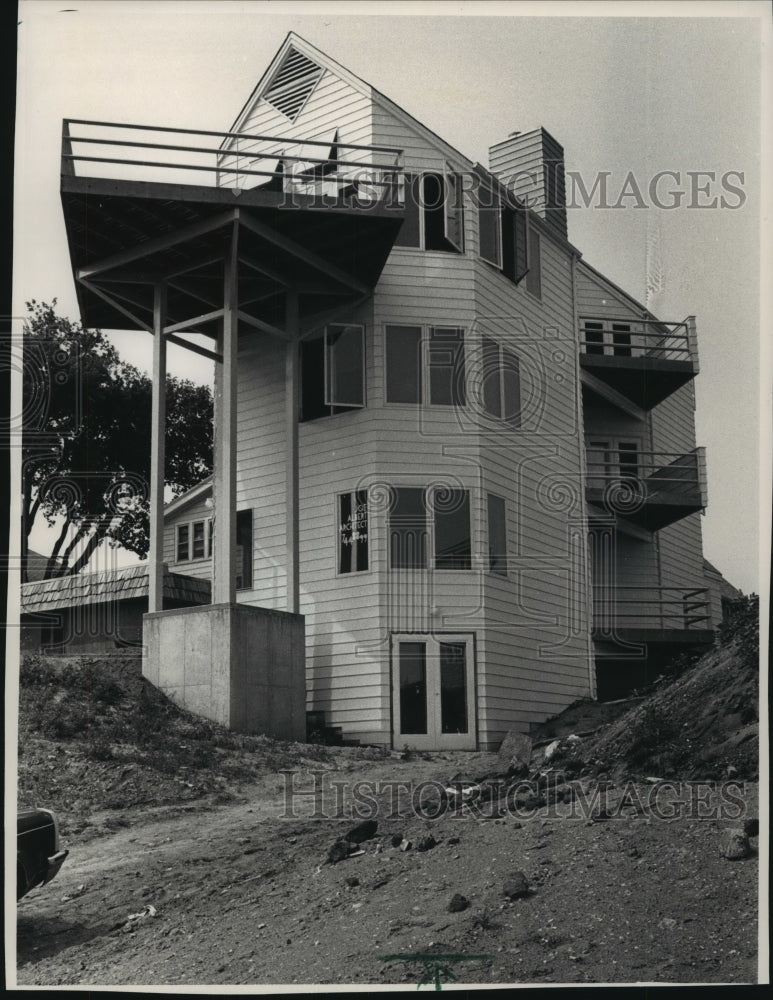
148,284 -> 167,614
285,291 -> 300,614
237,310 -> 291,341
212,224 -> 239,605
165,333 -> 222,363
239,254 -> 291,288
76,209 -> 239,280
237,211 -> 371,295
78,278 -> 153,332
580,369 -> 647,421
164,308 -> 224,336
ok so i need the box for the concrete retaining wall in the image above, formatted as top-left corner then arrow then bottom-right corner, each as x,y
142,602 -> 306,740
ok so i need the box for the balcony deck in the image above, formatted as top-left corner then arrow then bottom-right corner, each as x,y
60,120 -> 405,332
585,447 -> 707,531
592,585 -> 714,666
579,316 -> 698,411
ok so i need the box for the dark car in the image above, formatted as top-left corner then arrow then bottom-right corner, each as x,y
17,808 -> 68,900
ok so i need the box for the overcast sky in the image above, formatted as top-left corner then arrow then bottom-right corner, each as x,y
13,0 -> 769,593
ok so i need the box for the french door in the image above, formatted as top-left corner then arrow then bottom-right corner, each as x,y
391,633 -> 476,750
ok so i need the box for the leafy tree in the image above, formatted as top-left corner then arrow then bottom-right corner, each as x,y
22,300 -> 213,580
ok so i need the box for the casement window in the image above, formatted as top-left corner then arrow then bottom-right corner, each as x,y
385,325 -> 466,406
525,229 -> 542,299
394,168 -> 464,253
338,489 -> 369,574
581,320 -> 633,357
235,509 -> 253,590
300,324 -> 365,421
478,194 -> 529,284
481,336 -> 521,427
388,486 -> 472,570
487,493 -> 508,576
175,517 -> 212,562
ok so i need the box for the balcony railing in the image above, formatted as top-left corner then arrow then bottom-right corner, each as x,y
62,119 -> 405,205
579,317 -> 696,363
592,586 -> 711,633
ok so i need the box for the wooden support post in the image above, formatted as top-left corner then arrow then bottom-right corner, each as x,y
148,284 -> 167,614
285,291 -> 300,614
213,224 -> 239,605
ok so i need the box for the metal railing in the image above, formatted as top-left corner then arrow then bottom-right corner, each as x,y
579,317 -> 695,363
585,448 -> 705,501
62,119 -> 405,205
592,585 -> 711,632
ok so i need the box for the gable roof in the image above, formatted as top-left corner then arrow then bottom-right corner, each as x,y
163,476 -> 213,520
226,32 -> 474,171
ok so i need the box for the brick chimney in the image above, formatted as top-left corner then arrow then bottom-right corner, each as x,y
488,127 -> 567,241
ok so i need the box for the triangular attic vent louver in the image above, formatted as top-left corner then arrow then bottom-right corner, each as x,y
264,48 -> 324,122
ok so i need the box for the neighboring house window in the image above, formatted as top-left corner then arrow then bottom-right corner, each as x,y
525,229 -> 542,299
385,325 -> 466,406
394,170 -> 464,253
338,489 -> 369,574
487,493 -> 508,575
481,337 -> 521,426
478,193 -> 529,284
300,324 -> 365,421
236,509 -> 253,590
176,518 -> 212,562
388,486 -> 472,570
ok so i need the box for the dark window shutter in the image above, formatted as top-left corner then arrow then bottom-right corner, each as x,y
514,209 -> 529,284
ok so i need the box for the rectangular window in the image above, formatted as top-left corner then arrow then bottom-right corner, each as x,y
526,229 -> 542,298
192,520 -> 206,559
399,642 -> 427,734
394,174 -> 421,247
338,489 -> 369,574
582,320 -> 605,355
612,322 -> 632,357
389,487 -> 427,569
176,524 -> 190,563
433,488 -> 471,570
478,195 -> 502,268
429,327 -> 466,406
482,338 -> 521,426
386,325 -> 422,403
236,509 -> 253,590
394,172 -> 464,253
300,324 -> 365,421
487,493 -> 507,575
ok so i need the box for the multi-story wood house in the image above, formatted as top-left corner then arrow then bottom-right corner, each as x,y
60,33 -> 713,748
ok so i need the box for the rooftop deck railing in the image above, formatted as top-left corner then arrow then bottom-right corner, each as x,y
62,119 -> 405,205
579,317 -> 696,363
592,585 -> 711,632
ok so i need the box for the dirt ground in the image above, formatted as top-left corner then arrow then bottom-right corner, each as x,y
16,752 -> 760,987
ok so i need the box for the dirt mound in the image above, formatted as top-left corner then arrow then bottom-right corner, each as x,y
16,654 -> 382,839
543,598 -> 759,780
